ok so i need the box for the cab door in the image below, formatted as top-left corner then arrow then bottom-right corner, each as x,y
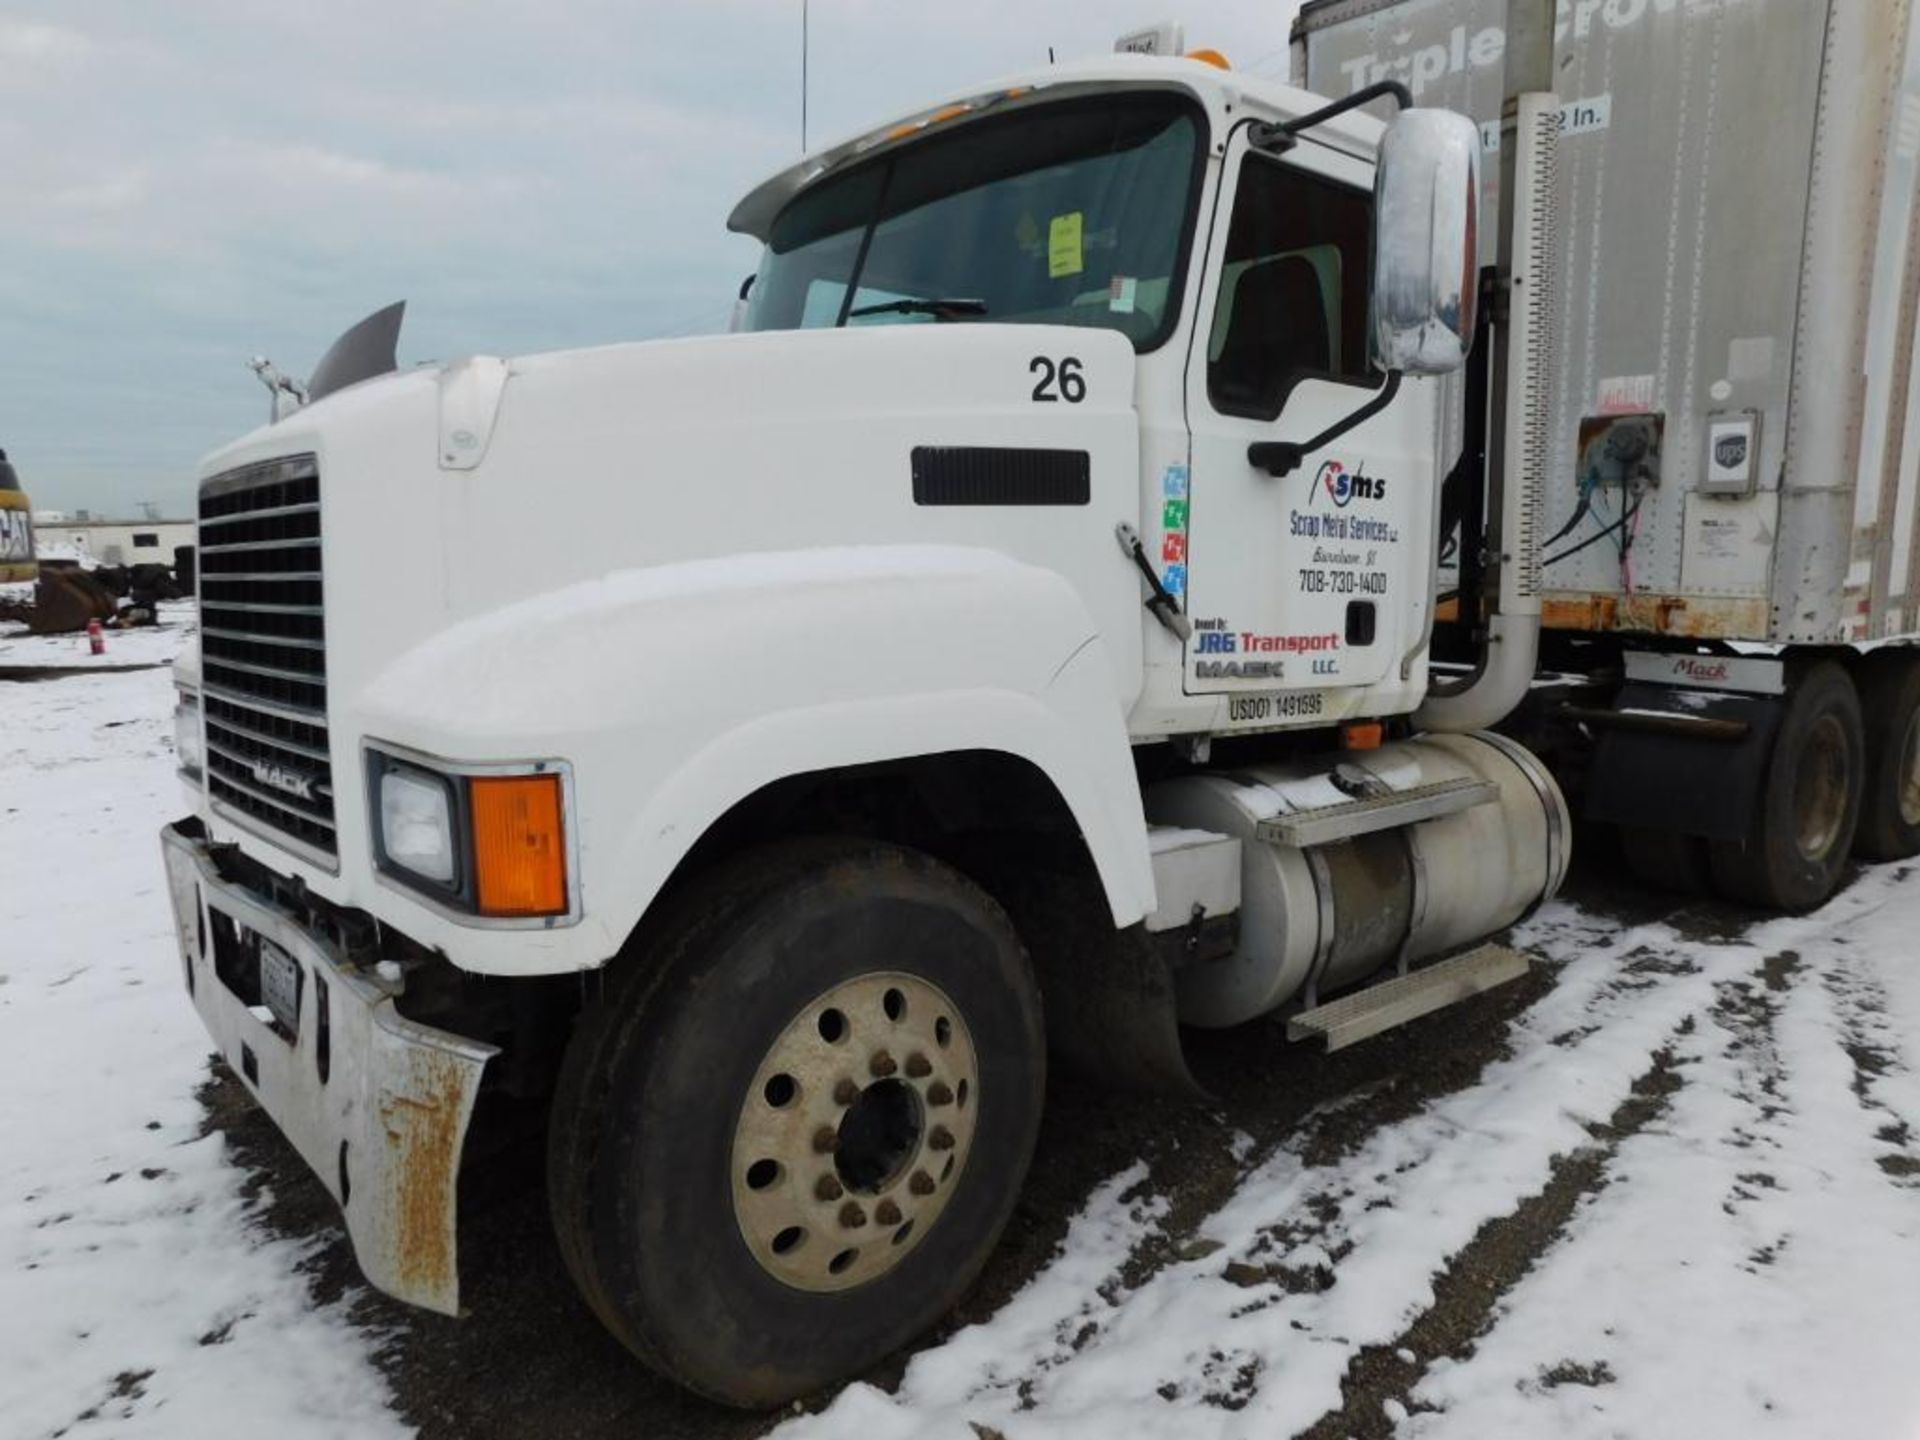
1180,128 -> 1431,714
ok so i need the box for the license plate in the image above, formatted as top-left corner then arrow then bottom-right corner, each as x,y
258,938 -> 302,1033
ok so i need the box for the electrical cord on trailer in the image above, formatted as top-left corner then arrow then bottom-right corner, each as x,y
1619,497 -> 1644,594
1540,488 -> 1594,550
1542,497 -> 1642,568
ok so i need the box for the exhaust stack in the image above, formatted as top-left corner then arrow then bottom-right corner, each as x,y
1418,2 -> 1559,734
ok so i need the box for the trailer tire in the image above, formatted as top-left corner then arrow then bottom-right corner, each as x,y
1708,662 -> 1862,910
1620,827 -> 1713,896
547,838 -> 1044,1408
1853,652 -> 1920,861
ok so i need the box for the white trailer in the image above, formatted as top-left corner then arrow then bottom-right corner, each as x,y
1296,0 -> 1920,907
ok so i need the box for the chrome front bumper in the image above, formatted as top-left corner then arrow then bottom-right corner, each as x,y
160,821 -> 497,1315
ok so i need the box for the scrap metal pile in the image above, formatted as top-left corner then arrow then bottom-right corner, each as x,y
0,560 -> 191,635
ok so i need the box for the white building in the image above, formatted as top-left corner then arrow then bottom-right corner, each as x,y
31,515 -> 194,568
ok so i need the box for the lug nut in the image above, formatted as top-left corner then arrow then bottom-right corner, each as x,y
833,1078 -> 860,1106
875,1199 -> 902,1226
815,1174 -> 844,1202
928,1125 -> 955,1152
838,1201 -> 868,1229
926,1081 -> 953,1107
906,1052 -> 932,1079
811,1126 -> 839,1154
869,1049 -> 897,1078
909,1170 -> 936,1196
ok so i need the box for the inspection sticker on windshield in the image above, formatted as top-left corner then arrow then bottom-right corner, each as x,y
1109,275 -> 1138,313
1048,212 -> 1084,278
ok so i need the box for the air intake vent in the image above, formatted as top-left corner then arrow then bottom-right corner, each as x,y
197,455 -> 335,864
910,447 -> 1091,506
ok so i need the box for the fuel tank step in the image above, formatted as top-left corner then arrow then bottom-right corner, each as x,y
1253,774 -> 1497,847
1286,943 -> 1530,1052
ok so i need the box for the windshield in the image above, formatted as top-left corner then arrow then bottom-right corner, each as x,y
743,92 -> 1205,350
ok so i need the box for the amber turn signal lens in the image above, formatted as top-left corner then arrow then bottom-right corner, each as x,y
1341,720 -> 1385,751
470,774 -> 568,917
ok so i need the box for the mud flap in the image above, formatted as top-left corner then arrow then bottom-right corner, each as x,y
1033,920 -> 1205,1096
965,837 -> 1204,1097
1581,682 -> 1781,840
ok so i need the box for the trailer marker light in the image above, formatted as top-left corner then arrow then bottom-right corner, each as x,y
471,773 -> 568,917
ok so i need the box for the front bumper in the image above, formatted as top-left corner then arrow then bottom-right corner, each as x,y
160,820 -> 497,1315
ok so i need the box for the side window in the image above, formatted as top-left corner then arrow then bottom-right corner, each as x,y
1207,155 -> 1375,420
133,532 -> 159,548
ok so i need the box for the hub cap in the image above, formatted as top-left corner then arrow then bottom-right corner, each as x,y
731,972 -> 978,1292
1794,713 -> 1851,861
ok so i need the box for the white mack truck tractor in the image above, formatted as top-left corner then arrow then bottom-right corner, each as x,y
162,26 -> 1574,1407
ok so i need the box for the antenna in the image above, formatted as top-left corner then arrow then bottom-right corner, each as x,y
801,0 -> 809,152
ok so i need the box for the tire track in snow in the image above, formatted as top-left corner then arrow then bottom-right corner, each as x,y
1404,865 -> 1920,1439
1296,1038 -> 1688,1439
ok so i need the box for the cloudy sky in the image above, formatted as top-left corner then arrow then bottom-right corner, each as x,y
1,2 -> 1301,516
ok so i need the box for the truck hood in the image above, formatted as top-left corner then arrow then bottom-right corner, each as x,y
198,321 -> 1148,745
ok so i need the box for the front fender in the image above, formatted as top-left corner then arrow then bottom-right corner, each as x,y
351,546 -> 1153,974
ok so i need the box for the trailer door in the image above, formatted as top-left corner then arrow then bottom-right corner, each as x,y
1180,127 -> 1431,703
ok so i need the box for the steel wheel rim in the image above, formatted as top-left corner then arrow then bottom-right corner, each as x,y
1794,713 -> 1850,860
731,971 -> 978,1293
1898,710 -> 1920,828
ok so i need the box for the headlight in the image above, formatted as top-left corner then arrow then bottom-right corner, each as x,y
174,689 -> 204,781
377,762 -> 458,885
367,747 -> 571,920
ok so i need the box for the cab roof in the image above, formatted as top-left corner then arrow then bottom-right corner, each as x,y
725,53 -> 1385,241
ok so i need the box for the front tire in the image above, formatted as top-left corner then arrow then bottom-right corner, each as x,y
547,839 -> 1045,1408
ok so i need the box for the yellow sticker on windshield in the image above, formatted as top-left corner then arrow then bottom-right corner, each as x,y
1048,212 -> 1084,279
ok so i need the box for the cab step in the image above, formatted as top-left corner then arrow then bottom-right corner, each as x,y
1286,943 -> 1530,1052
1254,775 -> 1496,848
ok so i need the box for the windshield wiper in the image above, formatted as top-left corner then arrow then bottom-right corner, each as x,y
845,297 -> 988,321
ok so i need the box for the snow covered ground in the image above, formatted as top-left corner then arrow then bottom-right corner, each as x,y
0,621 -> 406,1440
0,600 -> 198,672
3,622 -> 1918,1439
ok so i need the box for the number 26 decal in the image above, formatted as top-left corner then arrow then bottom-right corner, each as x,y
1030,355 -> 1086,403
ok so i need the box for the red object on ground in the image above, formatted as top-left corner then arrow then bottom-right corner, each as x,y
86,618 -> 104,655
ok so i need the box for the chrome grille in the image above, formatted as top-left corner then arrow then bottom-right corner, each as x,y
197,455 -> 335,861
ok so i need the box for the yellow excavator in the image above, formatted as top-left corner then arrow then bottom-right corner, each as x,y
0,448 -> 32,586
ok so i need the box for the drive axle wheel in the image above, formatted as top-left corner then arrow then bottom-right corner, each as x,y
1854,652 -> 1920,861
547,839 -> 1043,1409
1709,661 -> 1863,910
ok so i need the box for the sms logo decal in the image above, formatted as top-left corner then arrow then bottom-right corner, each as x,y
1313,460 -> 1387,508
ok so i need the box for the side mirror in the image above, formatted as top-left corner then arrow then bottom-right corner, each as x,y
1370,109 -> 1481,376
